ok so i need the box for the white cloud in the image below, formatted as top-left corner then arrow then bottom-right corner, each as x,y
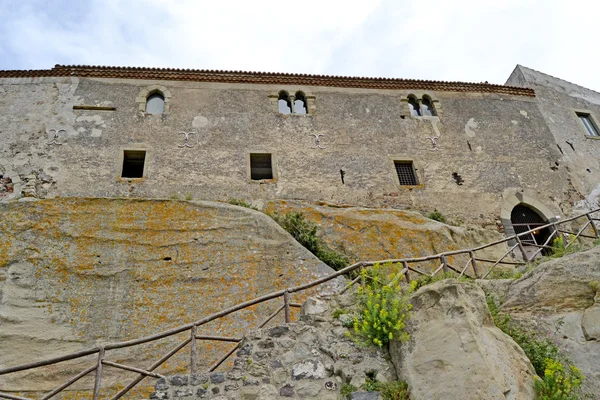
1,0 -> 599,90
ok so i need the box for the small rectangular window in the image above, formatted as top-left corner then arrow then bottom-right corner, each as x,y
250,153 -> 273,180
122,150 -> 146,178
394,161 -> 418,185
576,113 -> 599,136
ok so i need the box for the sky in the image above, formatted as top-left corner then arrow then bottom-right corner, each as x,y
1,0 -> 599,90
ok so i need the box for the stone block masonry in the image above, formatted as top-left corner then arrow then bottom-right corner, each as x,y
151,294 -> 395,399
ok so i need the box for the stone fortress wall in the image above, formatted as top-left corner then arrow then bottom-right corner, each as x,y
1,65 -> 594,225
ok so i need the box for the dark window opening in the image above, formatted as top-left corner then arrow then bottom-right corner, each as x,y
146,93 -> 165,114
294,92 -> 307,115
278,91 -> 292,114
122,150 -> 146,178
408,97 -> 421,116
421,97 -> 436,116
577,112 -> 599,136
510,204 -> 552,255
394,161 -> 418,185
250,153 -> 273,180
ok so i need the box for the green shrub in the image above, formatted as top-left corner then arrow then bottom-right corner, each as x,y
353,263 -> 411,347
485,268 -> 524,280
549,235 -> 580,259
340,383 -> 357,398
534,358 -> 583,400
227,198 -> 258,210
271,211 -> 349,270
409,271 -> 472,292
426,209 -> 446,223
377,381 -> 410,400
589,280 -> 599,295
485,293 -> 584,398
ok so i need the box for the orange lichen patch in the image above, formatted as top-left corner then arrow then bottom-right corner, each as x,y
0,198 -> 334,396
266,200 -> 507,271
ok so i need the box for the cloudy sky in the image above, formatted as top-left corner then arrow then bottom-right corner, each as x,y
1,0 -> 598,89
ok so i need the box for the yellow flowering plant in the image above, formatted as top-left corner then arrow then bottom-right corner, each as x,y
352,263 -> 412,347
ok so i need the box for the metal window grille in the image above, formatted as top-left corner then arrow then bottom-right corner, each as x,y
250,153 -> 273,180
394,161 -> 418,185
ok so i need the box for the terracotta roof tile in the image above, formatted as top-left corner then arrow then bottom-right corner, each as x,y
0,64 -> 535,97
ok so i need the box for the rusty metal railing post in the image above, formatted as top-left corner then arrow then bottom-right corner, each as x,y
587,213 -> 599,238
515,236 -> 530,262
190,325 -> 197,376
402,261 -> 410,283
469,251 -> 479,278
441,255 -> 449,274
283,290 -> 291,323
92,348 -> 104,400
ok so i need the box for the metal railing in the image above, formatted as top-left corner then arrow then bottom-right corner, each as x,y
1,207 -> 599,400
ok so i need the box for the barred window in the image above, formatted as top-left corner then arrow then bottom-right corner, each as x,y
394,161 -> 418,185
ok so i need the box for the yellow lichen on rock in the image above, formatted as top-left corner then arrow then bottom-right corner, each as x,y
0,198 -> 337,396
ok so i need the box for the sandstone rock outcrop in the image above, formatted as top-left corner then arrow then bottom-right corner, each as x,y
265,200 -> 508,270
390,280 -> 536,400
499,247 -> 600,395
0,198 -> 341,396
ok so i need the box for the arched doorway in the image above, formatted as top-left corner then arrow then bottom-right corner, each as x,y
510,204 -> 553,256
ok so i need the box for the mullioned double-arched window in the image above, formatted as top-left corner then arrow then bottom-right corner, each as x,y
407,94 -> 438,117
277,91 -> 308,115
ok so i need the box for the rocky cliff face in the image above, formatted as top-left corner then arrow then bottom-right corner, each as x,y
498,247 -> 600,395
0,198 -> 340,397
265,200 -> 507,268
390,281 -> 535,400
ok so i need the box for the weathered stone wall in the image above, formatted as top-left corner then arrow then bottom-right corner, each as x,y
0,75 -> 575,223
0,198 -> 340,396
506,66 -> 600,212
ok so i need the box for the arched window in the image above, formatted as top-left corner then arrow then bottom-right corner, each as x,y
294,92 -> 307,115
421,96 -> 436,117
408,96 -> 421,117
278,91 -> 292,115
146,92 -> 165,114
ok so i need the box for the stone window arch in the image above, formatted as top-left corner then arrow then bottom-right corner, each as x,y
294,91 -> 307,115
402,94 -> 442,118
269,90 -> 316,115
421,95 -> 436,117
146,92 -> 165,114
278,91 -> 292,114
136,85 -> 172,114
407,95 -> 421,116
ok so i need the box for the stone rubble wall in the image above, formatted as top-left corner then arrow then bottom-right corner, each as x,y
151,295 -> 394,400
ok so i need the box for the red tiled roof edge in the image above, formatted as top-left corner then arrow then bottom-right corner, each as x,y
0,64 -> 536,97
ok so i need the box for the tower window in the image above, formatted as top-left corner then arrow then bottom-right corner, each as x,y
394,161 -> 418,185
576,112 -> 599,136
146,93 -> 165,114
278,91 -> 292,114
408,96 -> 421,116
122,150 -> 146,178
250,153 -> 273,180
421,97 -> 436,116
294,92 -> 307,115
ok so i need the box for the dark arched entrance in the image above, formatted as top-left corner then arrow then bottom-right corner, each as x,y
510,204 -> 553,255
